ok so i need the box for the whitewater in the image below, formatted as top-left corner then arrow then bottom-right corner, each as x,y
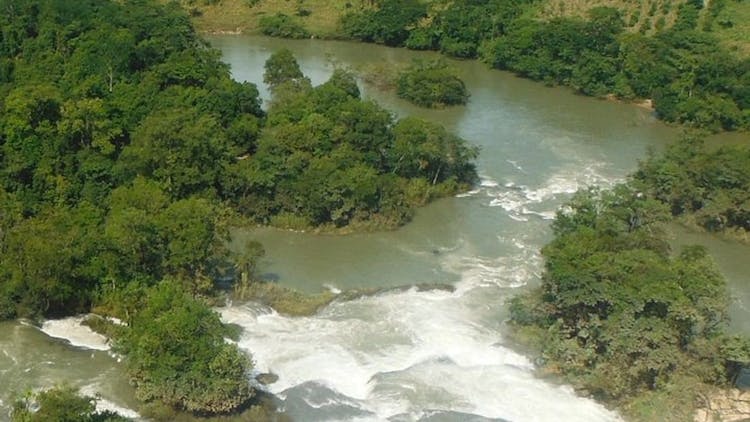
219,165 -> 624,422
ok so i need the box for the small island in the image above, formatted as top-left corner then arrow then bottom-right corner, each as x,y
396,59 -> 469,108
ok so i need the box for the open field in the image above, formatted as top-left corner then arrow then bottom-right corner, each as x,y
708,0 -> 750,57
182,0 -> 367,35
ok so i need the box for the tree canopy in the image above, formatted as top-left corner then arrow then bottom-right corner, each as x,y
396,59 -> 469,108
242,56 -> 478,229
117,282 -> 254,414
0,0 -> 479,414
510,136 -> 750,418
635,136 -> 750,233
340,1 -> 749,131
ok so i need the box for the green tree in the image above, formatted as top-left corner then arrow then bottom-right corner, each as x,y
116,107 -> 231,198
118,282 -> 254,414
263,48 -> 306,88
396,59 -> 469,107
510,174 -> 744,409
12,386 -> 130,422
392,117 -> 478,184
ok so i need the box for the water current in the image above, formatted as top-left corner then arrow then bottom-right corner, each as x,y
1,35 -> 747,421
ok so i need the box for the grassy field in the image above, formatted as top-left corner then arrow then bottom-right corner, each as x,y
182,0 -> 690,35
707,0 -> 750,57
538,0 -> 750,55
182,0 -> 365,35
182,0 -> 748,57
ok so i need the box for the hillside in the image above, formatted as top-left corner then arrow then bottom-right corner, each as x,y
181,0 -> 748,57
178,0 -> 364,36
539,0 -> 750,56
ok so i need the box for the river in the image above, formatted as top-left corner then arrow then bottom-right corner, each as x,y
0,35 -> 747,421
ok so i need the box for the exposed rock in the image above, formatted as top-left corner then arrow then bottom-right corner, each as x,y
256,372 -> 279,386
695,389 -> 750,422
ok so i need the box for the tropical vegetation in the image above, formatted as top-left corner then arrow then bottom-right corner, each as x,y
12,386 -> 131,422
340,0 -> 749,131
0,0 -> 477,415
509,135 -> 750,420
396,59 -> 469,108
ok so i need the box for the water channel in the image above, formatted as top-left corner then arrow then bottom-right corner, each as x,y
1,35 -> 747,421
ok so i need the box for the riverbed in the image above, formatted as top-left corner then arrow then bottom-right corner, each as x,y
1,35 -> 747,421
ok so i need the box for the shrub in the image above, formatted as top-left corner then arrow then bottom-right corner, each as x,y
340,0 -> 426,46
118,282 -> 254,414
396,59 -> 469,107
12,386 -> 130,422
259,13 -> 310,39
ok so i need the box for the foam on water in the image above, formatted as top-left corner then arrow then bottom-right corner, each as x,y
220,276 -> 621,421
455,188 -> 481,198
479,177 -> 499,188
478,162 -> 619,223
324,284 -> 343,295
39,316 -> 110,351
80,384 -> 141,420
218,160 -> 625,420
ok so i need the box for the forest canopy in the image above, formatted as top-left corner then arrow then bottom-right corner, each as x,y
396,59 -> 469,108
510,135 -> 750,419
0,0 -> 478,415
340,0 -> 749,132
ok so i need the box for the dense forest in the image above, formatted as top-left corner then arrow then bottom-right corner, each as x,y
335,0 -> 749,131
0,0 -> 476,416
510,135 -> 750,420
2,0 -> 748,420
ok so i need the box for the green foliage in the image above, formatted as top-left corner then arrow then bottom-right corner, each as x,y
510,153 -> 748,411
481,8 -> 626,96
0,0 -> 259,320
1,204 -> 106,318
0,1 -> 477,411
118,282 -> 254,414
240,56 -> 478,228
396,59 -> 469,108
342,0 -> 531,55
259,13 -> 311,39
0,0 -> 262,413
263,48 -> 307,88
673,0 -> 703,32
340,0 -> 427,46
12,386 -> 130,422
337,1 -> 748,131
634,136 -> 750,233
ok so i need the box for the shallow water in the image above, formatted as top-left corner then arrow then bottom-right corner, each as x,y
210,35 -> 678,421
0,320 -> 139,420
668,225 -> 750,335
1,35 -> 746,421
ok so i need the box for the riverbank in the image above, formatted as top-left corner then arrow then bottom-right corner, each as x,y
184,0 -> 750,58
188,0 -> 749,133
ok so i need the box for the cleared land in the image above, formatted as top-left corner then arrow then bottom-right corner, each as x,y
182,0 -> 369,36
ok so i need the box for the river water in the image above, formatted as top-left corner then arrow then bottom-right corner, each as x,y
0,35 -> 747,421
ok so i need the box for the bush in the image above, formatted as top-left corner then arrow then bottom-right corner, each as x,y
404,27 -> 437,50
509,177 -> 748,409
12,386 -> 130,422
396,59 -> 469,107
340,0 -> 427,46
118,282 -> 254,414
259,13 -> 310,39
